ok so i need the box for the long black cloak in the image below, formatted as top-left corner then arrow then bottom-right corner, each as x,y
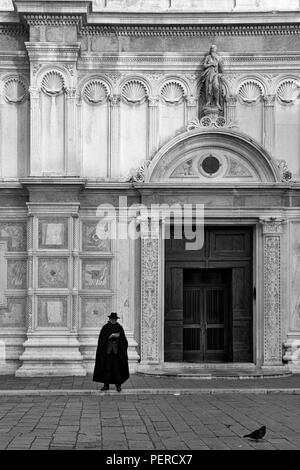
93,321 -> 129,384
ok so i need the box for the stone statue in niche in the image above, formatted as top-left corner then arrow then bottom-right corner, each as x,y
200,45 -> 224,117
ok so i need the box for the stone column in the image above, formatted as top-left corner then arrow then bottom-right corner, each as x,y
140,215 -> 161,365
28,87 -> 41,176
263,94 -> 276,155
260,218 -> 284,366
109,95 -> 121,178
225,95 -> 237,123
148,96 -> 160,158
66,87 -> 80,175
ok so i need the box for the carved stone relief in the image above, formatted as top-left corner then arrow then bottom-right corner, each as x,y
82,79 -> 110,104
141,236 -> 160,363
121,80 -> 148,104
7,260 -> 27,290
82,260 -> 111,290
0,223 -> 27,252
82,221 -> 111,252
238,80 -> 264,104
3,76 -> 28,104
81,297 -> 112,328
38,219 -> 68,249
38,258 -> 68,288
160,81 -> 186,104
0,298 -> 26,328
37,297 -> 68,328
41,70 -> 65,96
276,79 -> 300,104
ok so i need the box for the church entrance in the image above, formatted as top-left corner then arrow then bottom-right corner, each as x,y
164,226 -> 253,363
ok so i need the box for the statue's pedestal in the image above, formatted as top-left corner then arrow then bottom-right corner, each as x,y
202,105 -> 221,118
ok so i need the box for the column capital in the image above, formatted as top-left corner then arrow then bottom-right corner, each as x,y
186,95 -> 197,107
263,94 -> 276,107
260,217 -> 285,234
109,94 -> 121,107
225,94 -> 238,106
148,96 -> 160,107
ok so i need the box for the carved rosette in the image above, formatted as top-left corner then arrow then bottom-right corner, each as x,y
260,218 -> 284,364
141,218 -> 160,363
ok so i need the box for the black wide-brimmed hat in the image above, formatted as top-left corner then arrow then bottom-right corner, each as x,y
108,312 -> 120,320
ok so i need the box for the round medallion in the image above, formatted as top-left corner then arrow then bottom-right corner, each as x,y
201,155 -> 220,175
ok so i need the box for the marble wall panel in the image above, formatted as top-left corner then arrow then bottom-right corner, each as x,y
82,260 -> 111,290
0,298 -> 26,327
82,221 -> 111,252
38,258 -> 68,288
290,222 -> 300,330
38,219 -> 68,249
0,222 -> 26,252
37,297 -> 68,328
7,260 -> 27,289
81,297 -> 112,328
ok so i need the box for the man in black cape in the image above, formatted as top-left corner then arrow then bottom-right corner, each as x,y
93,312 -> 129,392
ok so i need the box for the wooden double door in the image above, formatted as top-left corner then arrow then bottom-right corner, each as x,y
164,227 -> 253,363
183,269 -> 230,362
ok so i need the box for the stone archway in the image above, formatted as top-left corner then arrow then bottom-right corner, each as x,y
145,127 -> 281,184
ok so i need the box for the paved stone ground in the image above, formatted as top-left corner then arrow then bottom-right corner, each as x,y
1,373 -> 300,390
0,393 -> 300,450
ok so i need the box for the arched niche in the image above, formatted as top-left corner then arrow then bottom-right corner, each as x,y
146,128 -> 280,183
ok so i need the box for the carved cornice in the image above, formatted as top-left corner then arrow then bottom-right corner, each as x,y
80,24 -> 300,37
0,24 -> 28,36
23,14 -> 83,27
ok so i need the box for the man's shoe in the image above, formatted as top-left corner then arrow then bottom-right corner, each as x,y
116,385 -> 121,392
101,385 -> 109,391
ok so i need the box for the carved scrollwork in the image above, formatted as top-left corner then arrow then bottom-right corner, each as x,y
3,76 -> 28,104
82,79 -> 110,104
41,70 -> 65,96
238,80 -> 264,104
276,79 -> 300,104
160,80 -> 186,104
121,80 -> 148,104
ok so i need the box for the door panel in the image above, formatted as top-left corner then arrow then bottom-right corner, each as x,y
183,287 -> 203,361
164,267 -> 183,361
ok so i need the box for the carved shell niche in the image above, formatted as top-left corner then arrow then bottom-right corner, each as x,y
121,80 -> 148,103
238,80 -> 263,104
83,80 -> 109,104
41,70 -> 65,96
160,81 -> 185,103
3,77 -> 28,104
277,80 -> 300,104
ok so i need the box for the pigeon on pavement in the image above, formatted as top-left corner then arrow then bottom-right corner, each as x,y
243,425 -> 266,441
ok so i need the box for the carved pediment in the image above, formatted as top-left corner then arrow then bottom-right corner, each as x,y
146,128 -> 281,183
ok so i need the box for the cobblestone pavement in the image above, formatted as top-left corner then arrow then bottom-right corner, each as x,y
0,393 -> 300,450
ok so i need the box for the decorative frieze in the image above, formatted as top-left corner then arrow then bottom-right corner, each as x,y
80,24 -> 300,37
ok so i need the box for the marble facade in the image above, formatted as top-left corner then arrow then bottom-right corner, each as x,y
0,0 -> 300,375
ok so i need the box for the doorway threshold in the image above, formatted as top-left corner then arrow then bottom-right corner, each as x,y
137,363 -> 291,379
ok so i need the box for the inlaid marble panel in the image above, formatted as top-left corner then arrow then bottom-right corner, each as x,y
0,222 -> 26,252
38,219 -> 68,249
7,260 -> 27,289
82,221 -> 111,252
81,297 -> 112,328
38,258 -> 68,288
37,297 -> 68,328
0,298 -> 26,327
82,260 -> 111,290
